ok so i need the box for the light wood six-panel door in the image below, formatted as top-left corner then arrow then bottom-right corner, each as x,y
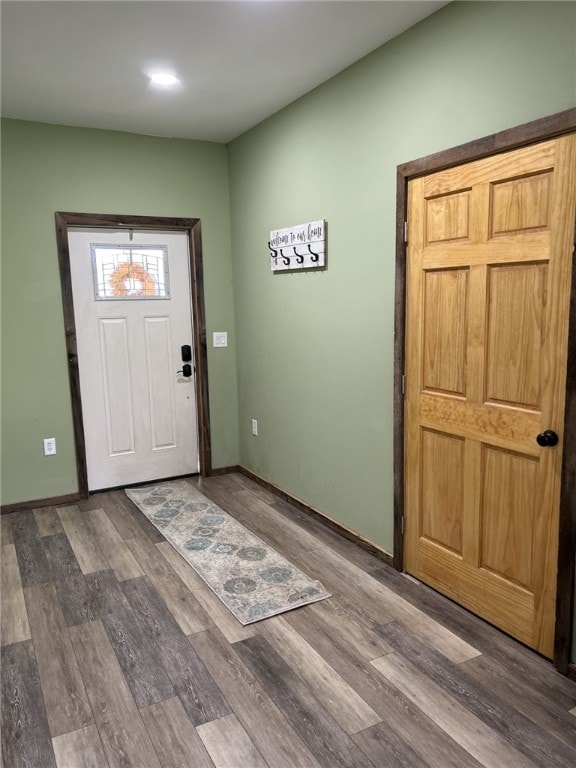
404,135 -> 576,657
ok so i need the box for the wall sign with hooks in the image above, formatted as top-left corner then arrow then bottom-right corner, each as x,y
268,220 -> 326,272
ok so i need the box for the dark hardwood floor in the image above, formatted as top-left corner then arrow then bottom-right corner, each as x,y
2,472 -> 576,767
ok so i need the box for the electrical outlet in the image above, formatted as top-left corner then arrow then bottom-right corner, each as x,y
251,419 -> 258,436
44,437 -> 56,456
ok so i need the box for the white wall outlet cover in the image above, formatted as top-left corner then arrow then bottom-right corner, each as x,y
213,331 -> 228,348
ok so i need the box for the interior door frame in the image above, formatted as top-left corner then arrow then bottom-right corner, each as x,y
55,211 -> 212,497
393,108 -> 576,674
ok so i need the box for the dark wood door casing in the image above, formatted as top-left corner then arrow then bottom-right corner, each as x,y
55,212 -> 212,498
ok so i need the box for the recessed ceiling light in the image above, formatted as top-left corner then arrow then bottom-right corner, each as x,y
148,73 -> 181,86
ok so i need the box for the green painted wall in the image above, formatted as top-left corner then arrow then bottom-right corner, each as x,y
228,0 -> 576,551
1,120 -> 239,505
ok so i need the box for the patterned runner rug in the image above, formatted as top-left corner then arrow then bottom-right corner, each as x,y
126,480 -> 330,624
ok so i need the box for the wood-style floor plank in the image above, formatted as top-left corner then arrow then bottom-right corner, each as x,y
258,615 -> 381,734
99,491 -> 165,544
125,535 -> 213,635
190,627 -> 323,768
269,495 -> 386,573
42,533 -> 99,627
372,563 -> 576,708
317,545 -> 481,664
157,541 -> 256,643
86,508 -> 144,581
234,634 -> 376,768
24,584 -> 93,737
1,513 -> 14,545
197,713 -> 269,768
69,620 -> 162,768
85,569 -> 175,709
33,507 -> 64,537
1,640 -> 56,768
233,489 -> 325,553
121,576 -> 230,726
371,652 -> 536,768
352,721 -> 431,768
312,580 -> 395,635
462,652 -> 576,751
1,544 -> 31,646
377,620 -> 576,766
11,510 -> 51,587
285,605 -> 484,768
52,725 -> 109,768
307,597 -> 393,661
140,697 -> 215,768
57,505 -> 109,574
199,472 -> 270,498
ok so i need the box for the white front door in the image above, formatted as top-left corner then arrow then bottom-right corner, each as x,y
68,228 -> 199,490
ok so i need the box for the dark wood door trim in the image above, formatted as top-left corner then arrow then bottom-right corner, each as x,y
394,108 -> 576,673
55,212 -> 212,499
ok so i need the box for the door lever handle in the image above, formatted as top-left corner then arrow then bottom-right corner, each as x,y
177,364 -> 192,377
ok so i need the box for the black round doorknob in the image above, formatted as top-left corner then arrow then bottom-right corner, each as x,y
536,430 -> 559,447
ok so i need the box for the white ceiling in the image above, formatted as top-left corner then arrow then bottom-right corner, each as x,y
1,0 -> 449,143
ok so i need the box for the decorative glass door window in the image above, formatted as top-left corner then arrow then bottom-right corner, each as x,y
91,244 -> 170,300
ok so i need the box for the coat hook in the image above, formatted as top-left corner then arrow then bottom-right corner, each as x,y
268,241 -> 279,264
294,247 -> 305,265
280,249 -> 291,266
308,244 -> 319,262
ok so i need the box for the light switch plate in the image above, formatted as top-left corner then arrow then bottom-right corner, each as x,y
213,332 -> 228,348
44,437 -> 56,455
